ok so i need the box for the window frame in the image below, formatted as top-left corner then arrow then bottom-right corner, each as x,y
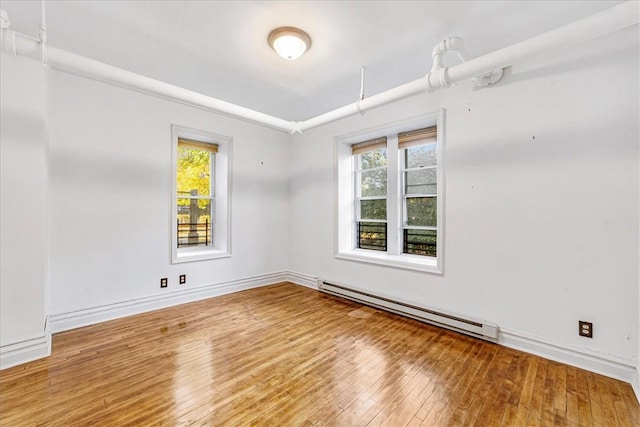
400,131 -> 438,257
354,142 -> 388,251
176,138 -> 216,249
171,125 -> 232,264
334,110 -> 445,274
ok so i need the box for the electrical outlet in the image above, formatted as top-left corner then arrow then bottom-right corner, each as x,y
179,274 -> 186,285
579,321 -> 593,338
160,278 -> 168,288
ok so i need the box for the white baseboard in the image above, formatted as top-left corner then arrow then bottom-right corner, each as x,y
631,367 -> 640,403
285,271 -> 317,289
0,334 -> 51,370
49,272 -> 288,334
10,269 -> 640,406
499,327 -> 636,386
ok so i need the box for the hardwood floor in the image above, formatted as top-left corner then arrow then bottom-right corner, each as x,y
1,283 -> 638,426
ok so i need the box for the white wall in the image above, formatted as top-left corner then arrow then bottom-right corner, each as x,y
290,28 -> 639,373
0,54 -> 48,356
48,71 -> 291,318
636,93 -> 640,399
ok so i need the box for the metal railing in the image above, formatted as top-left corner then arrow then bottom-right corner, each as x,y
177,219 -> 210,247
357,222 -> 387,251
403,229 -> 436,256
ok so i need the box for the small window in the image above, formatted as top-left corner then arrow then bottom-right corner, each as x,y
172,126 -> 231,263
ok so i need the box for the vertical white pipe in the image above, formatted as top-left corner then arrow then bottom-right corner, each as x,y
39,0 -> 47,65
40,0 -> 46,33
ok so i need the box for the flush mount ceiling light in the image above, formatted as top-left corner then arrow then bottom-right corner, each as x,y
268,27 -> 311,60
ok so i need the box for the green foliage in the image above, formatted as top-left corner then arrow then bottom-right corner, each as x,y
360,149 -> 387,169
361,169 -> 387,197
359,149 -> 388,220
177,147 -> 211,197
360,200 -> 386,220
407,197 -> 437,227
177,147 -> 213,220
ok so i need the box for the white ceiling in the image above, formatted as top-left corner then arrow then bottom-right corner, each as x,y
2,1 -> 621,121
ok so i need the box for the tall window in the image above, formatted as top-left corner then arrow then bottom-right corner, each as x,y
353,137 -> 387,251
176,138 -> 216,248
172,125 -> 231,263
400,127 -> 438,257
336,112 -> 443,273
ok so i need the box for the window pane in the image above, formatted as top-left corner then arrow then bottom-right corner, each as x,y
360,199 -> 386,220
406,197 -> 436,226
358,222 -> 387,251
403,229 -> 437,257
177,147 -> 211,196
360,149 -> 387,170
360,169 -> 387,197
177,198 -> 213,247
406,143 -> 437,168
405,168 -> 436,195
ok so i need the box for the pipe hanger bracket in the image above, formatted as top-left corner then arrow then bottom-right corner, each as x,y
472,68 -> 504,88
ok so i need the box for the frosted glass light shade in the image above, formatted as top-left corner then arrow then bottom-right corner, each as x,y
268,27 -> 311,60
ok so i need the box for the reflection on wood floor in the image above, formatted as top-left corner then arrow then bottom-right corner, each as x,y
1,283 -> 638,426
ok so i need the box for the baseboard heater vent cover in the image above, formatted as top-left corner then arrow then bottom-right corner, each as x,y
317,279 -> 498,341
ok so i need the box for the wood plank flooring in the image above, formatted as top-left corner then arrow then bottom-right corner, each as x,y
0,283 -> 638,426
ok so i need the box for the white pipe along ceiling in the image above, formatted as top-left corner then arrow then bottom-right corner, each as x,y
0,1 -> 638,134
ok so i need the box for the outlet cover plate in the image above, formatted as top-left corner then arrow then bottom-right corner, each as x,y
160,278 -> 168,288
579,321 -> 593,338
179,274 -> 186,284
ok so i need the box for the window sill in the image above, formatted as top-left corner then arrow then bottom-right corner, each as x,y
335,249 -> 442,274
173,247 -> 231,264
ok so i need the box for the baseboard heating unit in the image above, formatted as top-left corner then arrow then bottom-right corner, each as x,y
317,279 -> 498,341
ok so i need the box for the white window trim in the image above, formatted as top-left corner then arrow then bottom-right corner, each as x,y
171,124 -> 232,264
334,110 -> 445,274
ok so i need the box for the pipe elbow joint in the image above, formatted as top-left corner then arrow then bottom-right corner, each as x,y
0,28 -> 16,56
0,9 -> 10,30
431,36 -> 464,57
431,41 -> 447,57
447,36 -> 465,50
289,122 -> 303,135
431,36 -> 465,72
